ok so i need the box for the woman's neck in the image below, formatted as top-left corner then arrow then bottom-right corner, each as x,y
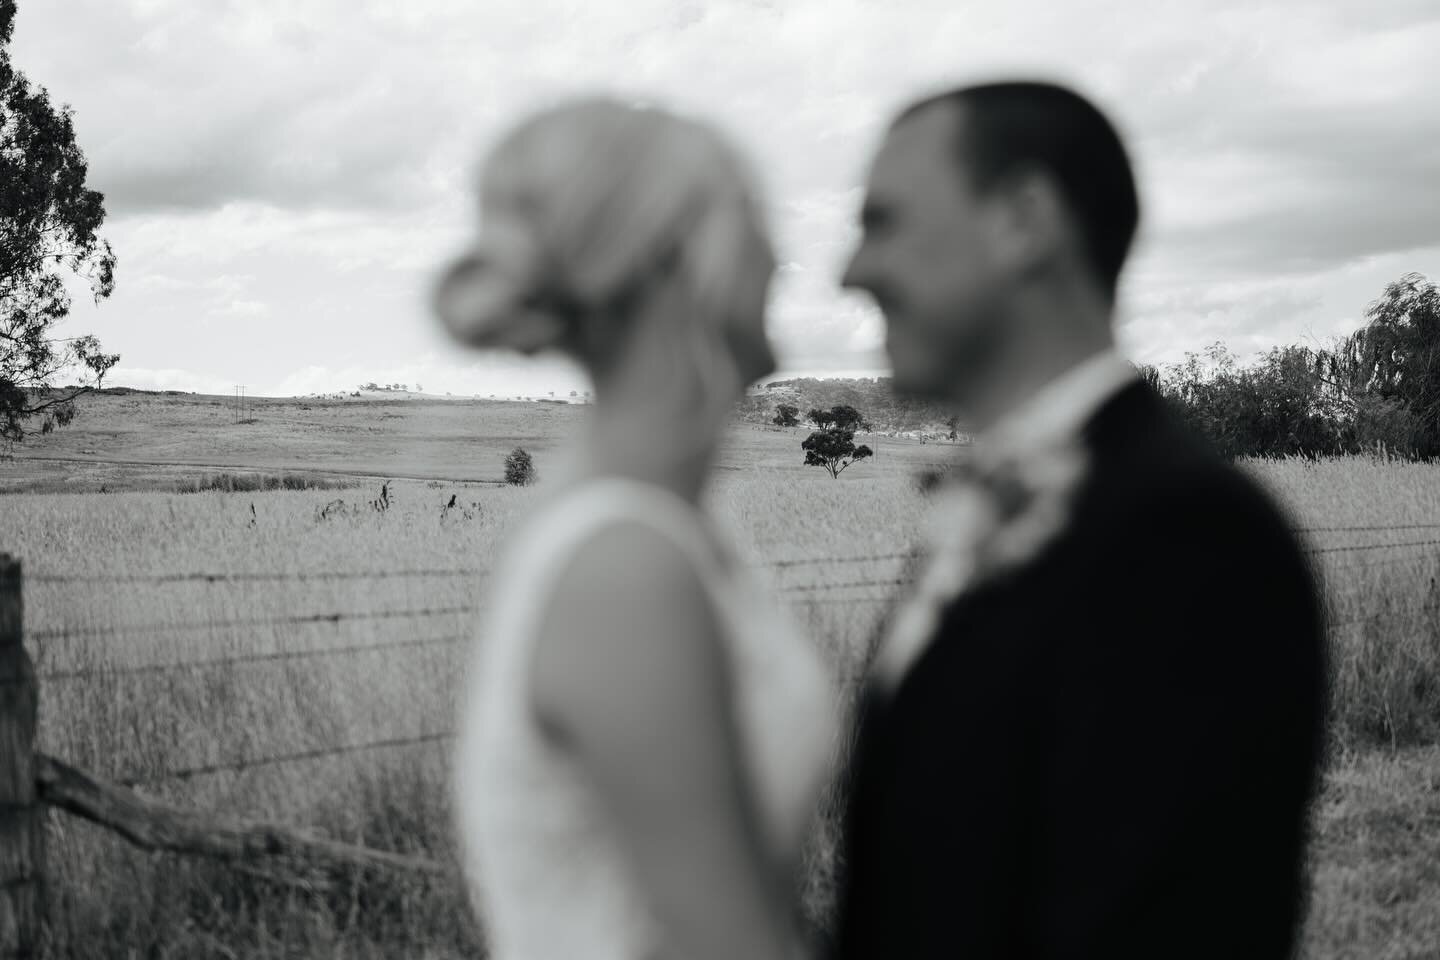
569,390 -> 714,506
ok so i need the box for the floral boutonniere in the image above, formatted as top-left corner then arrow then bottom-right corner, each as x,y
955,438 -> 1091,584
872,437 -> 1093,691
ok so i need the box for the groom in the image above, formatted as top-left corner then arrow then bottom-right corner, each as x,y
832,82 -> 1327,958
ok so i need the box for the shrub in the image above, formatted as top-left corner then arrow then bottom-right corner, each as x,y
504,448 -> 537,486
177,473 -> 355,494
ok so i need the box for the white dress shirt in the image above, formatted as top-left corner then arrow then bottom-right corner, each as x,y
980,348 -> 1139,463
871,349 -> 1139,693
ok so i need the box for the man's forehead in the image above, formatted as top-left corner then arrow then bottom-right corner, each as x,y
867,101 -> 966,194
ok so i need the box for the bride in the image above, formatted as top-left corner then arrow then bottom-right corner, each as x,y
436,98 -> 836,960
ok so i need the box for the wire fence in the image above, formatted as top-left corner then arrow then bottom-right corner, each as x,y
22,524 -> 1440,789
24,529 -> 1440,651
18,520 -> 1440,588
29,605 -> 477,642
1321,551 -> 1440,572
38,633 -> 467,683
24,551 -> 918,587
26,568 -> 488,585
1328,601 -> 1440,629
117,730 -> 457,788
1297,522 -> 1440,534
1301,538 -> 1440,557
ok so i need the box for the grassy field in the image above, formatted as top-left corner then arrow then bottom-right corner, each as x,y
1,391 -> 1438,958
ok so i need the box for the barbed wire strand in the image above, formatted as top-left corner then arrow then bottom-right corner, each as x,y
1303,538 -> 1440,557
119,730 -> 457,788
29,605 -> 476,641
1328,602 -> 1440,629
22,526 -> 1440,586
765,552 -> 917,569
39,633 -> 468,683
27,551 -> 919,585
1296,522 -> 1440,534
1324,551 -> 1440,572
780,578 -> 912,594
28,568 -> 487,585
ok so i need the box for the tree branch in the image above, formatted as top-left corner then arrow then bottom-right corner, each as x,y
21,384 -> 93,416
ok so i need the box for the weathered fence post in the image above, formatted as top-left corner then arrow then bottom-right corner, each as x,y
0,555 -> 42,957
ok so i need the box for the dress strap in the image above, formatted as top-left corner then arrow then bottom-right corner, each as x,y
506,478 -> 726,621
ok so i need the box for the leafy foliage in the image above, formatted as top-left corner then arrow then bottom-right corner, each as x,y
771,403 -> 799,428
1329,272 -> 1440,456
1149,343 -> 1347,458
802,423 -> 873,479
827,404 -> 864,431
1,0 -> 118,448
504,447 -> 537,486
1147,273 -> 1440,460
738,378 -> 959,434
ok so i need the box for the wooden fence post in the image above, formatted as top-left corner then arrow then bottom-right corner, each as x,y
0,555 -> 42,958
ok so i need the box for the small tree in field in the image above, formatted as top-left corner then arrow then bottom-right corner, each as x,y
504,447 -> 537,486
802,426 -> 873,479
772,403 -> 799,428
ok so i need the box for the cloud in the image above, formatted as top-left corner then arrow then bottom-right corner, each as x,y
8,0 -> 1439,390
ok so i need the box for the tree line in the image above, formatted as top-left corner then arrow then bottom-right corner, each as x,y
737,378 -> 960,434
1142,272 -> 1440,459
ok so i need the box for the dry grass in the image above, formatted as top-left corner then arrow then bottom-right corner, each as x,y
1243,455 -> 1440,751
1,421 -> 1437,955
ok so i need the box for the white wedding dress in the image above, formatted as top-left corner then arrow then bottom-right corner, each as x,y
453,478 -> 837,960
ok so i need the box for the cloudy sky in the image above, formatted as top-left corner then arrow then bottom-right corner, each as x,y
11,0 -> 1440,397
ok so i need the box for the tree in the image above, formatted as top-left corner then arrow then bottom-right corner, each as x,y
828,404 -> 864,432
807,407 -> 835,429
1,0 -> 118,448
1329,272 -> 1440,456
772,402 -> 799,428
504,447 -> 537,486
802,426 -> 873,478
1151,341 -> 1345,459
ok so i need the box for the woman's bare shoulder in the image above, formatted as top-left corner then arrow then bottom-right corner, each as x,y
528,516 -> 727,744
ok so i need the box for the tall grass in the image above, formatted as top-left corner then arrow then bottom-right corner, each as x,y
1243,454 -> 1440,751
174,471 -> 359,494
1,457 -> 1437,956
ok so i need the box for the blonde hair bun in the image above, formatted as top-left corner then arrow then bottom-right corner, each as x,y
435,96 -> 768,361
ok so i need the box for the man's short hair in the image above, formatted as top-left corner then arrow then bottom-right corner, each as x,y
899,81 -> 1140,299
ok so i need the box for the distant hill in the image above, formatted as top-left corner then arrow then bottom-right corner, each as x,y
736,377 -> 965,436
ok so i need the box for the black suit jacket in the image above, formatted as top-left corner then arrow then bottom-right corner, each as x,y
833,382 -> 1327,960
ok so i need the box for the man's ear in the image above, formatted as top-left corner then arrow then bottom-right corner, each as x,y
989,168 -> 1067,278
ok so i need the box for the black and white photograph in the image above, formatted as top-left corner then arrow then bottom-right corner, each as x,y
1,1 -> 1437,957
